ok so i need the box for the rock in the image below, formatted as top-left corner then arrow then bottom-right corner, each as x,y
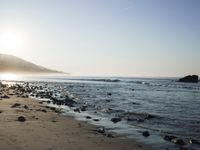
111,117 -> 121,123
17,116 -> 26,122
106,133 -> 114,138
11,103 -> 21,108
171,138 -> 185,146
178,75 -> 199,83
41,109 -> 47,113
163,135 -> 177,141
189,139 -> 200,145
107,93 -> 112,96
80,106 -> 87,111
24,105 -> 29,109
86,116 -> 92,119
74,108 -> 81,113
142,131 -> 150,137
93,119 -> 100,122
1,94 -> 10,98
97,127 -> 105,134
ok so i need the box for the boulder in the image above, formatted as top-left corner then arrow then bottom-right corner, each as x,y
178,75 -> 198,83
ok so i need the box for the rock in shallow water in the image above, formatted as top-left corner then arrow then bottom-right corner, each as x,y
111,117 -> 121,123
178,75 -> 199,83
142,131 -> 150,137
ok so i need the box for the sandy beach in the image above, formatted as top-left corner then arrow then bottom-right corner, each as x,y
0,88 -> 152,150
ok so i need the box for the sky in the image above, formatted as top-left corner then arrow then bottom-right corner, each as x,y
0,0 -> 199,77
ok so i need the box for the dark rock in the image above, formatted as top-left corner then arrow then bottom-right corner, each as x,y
171,138 -> 185,146
93,119 -> 100,122
41,109 -> 47,113
163,135 -> 177,141
1,94 -> 10,98
17,116 -> 26,122
74,108 -> 81,113
106,133 -> 114,138
178,75 -> 199,83
189,139 -> 200,145
11,103 -> 21,108
86,116 -> 92,119
142,131 -> 150,137
111,117 -> 121,123
80,106 -> 87,111
24,105 -> 29,109
107,93 -> 112,96
47,100 -> 51,103
97,127 -> 105,134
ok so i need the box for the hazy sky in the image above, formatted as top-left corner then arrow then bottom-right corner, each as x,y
0,0 -> 199,77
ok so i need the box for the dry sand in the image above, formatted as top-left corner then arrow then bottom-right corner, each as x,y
0,96 -> 152,150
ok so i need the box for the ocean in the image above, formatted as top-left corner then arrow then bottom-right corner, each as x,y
2,75 -> 200,150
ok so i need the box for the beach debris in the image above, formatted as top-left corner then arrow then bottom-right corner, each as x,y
11,103 -> 21,108
111,117 -> 121,123
17,116 -> 26,122
142,131 -> 150,137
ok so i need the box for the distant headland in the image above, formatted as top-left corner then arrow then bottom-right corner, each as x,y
0,53 -> 64,74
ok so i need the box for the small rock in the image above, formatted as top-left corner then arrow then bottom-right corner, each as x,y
142,131 -> 150,137
24,105 -> 29,109
41,109 -> 47,113
163,135 -> 177,141
107,93 -> 112,96
97,127 -> 105,134
171,138 -> 185,146
17,116 -> 26,122
86,116 -> 92,119
11,103 -> 21,108
1,94 -> 10,98
189,139 -> 200,145
107,133 -> 114,138
111,117 -> 121,123
93,119 -> 100,122
74,108 -> 81,113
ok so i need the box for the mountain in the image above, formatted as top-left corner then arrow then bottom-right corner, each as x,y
0,54 -> 62,74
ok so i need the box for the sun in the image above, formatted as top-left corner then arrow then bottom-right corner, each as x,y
0,31 -> 24,54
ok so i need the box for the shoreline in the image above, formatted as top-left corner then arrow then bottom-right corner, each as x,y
0,94 -> 152,150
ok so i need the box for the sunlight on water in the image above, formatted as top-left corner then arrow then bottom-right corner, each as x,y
0,73 -> 20,81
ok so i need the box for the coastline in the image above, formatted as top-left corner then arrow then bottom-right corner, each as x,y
0,95 -> 152,150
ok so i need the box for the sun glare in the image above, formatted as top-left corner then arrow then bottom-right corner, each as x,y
0,73 -> 20,81
0,31 -> 24,54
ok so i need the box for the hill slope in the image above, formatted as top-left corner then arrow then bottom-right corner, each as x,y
0,54 -> 61,74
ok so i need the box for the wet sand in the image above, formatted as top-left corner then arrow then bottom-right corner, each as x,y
0,95 -> 152,150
